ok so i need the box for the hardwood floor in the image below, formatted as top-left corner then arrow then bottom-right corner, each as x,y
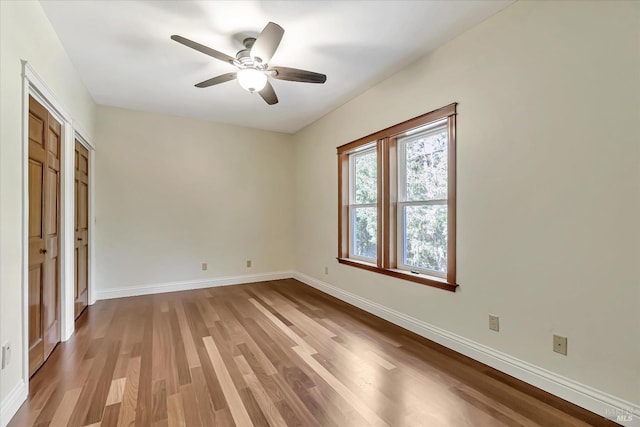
9,279 -> 614,427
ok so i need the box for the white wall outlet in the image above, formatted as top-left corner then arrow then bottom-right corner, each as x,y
246,260 -> 252,268
324,266 -> 329,275
1,342 -> 11,369
201,262 -> 208,271
553,335 -> 568,355
489,315 -> 499,332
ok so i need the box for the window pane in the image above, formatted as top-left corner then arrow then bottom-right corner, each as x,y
352,207 -> 377,259
354,150 -> 377,204
403,205 -> 447,273
404,129 -> 447,201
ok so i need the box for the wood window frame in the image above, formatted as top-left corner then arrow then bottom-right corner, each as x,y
337,103 -> 458,292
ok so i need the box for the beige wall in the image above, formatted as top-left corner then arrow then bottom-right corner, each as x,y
94,106 -> 295,292
293,0 -> 640,404
2,0 -> 638,420
0,0 -> 96,406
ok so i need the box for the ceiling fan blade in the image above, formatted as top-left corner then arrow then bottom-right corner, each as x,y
259,81 -> 279,105
270,67 -> 327,84
250,22 -> 284,64
195,72 -> 237,88
171,35 -> 236,64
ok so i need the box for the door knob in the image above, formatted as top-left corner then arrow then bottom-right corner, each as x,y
39,248 -> 47,254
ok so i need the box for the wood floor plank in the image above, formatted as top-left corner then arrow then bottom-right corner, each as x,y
85,340 -> 122,425
183,302 -> 228,412
248,297 -> 316,355
222,301 -> 279,376
134,301 -> 154,427
177,384 -> 203,427
292,345 -> 390,427
365,349 -> 396,370
269,372 -> 323,427
100,403 -> 121,427
105,378 -> 126,406
31,385 -> 65,426
202,336 -> 254,427
9,279 -> 617,427
234,355 -> 288,427
174,301 -> 201,369
166,393 -> 185,427
48,388 -> 81,427
167,304 -> 192,387
195,296 -> 220,327
116,356 -> 140,427
306,384 -> 364,427
66,340 -> 113,426
276,301 -> 337,340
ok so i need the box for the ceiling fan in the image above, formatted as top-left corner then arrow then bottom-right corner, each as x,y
171,22 -> 326,105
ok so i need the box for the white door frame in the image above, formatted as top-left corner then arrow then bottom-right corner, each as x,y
20,61 -> 95,392
74,130 -> 96,307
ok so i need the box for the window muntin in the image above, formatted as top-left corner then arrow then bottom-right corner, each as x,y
349,145 -> 377,261
398,122 -> 448,276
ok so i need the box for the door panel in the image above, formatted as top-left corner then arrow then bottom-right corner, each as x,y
28,95 -> 61,376
45,170 -> 58,232
48,127 -> 59,157
74,140 -> 89,318
28,161 -> 43,239
28,113 -> 45,148
43,257 -> 59,358
28,265 -> 43,374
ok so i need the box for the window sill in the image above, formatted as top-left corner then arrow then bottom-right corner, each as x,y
336,258 -> 458,292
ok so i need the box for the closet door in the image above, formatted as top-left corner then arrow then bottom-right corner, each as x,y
28,95 -> 61,376
74,140 -> 89,318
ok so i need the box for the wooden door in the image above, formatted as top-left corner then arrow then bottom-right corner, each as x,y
74,140 -> 89,318
28,95 -> 61,376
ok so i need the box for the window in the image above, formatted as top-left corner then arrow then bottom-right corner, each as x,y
398,120 -> 448,277
337,104 -> 457,292
350,145 -> 378,261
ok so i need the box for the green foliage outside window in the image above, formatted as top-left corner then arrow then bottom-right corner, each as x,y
403,130 -> 448,273
353,150 -> 377,259
351,129 -> 449,272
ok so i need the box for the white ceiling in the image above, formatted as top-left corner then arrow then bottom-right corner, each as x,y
40,0 -> 512,133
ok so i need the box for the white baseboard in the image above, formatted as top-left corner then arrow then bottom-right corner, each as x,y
95,271 -> 294,300
292,271 -> 640,426
1,380 -> 27,427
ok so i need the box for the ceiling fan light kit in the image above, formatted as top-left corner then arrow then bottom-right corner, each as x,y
171,22 -> 326,105
237,68 -> 267,92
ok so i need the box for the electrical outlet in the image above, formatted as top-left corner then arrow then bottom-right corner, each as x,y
553,335 -> 567,355
246,260 -> 252,268
489,315 -> 499,332
1,342 -> 11,369
324,266 -> 329,275
201,263 -> 208,271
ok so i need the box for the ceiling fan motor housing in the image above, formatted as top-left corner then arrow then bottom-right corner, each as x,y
243,37 -> 256,49
236,42 -> 267,71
